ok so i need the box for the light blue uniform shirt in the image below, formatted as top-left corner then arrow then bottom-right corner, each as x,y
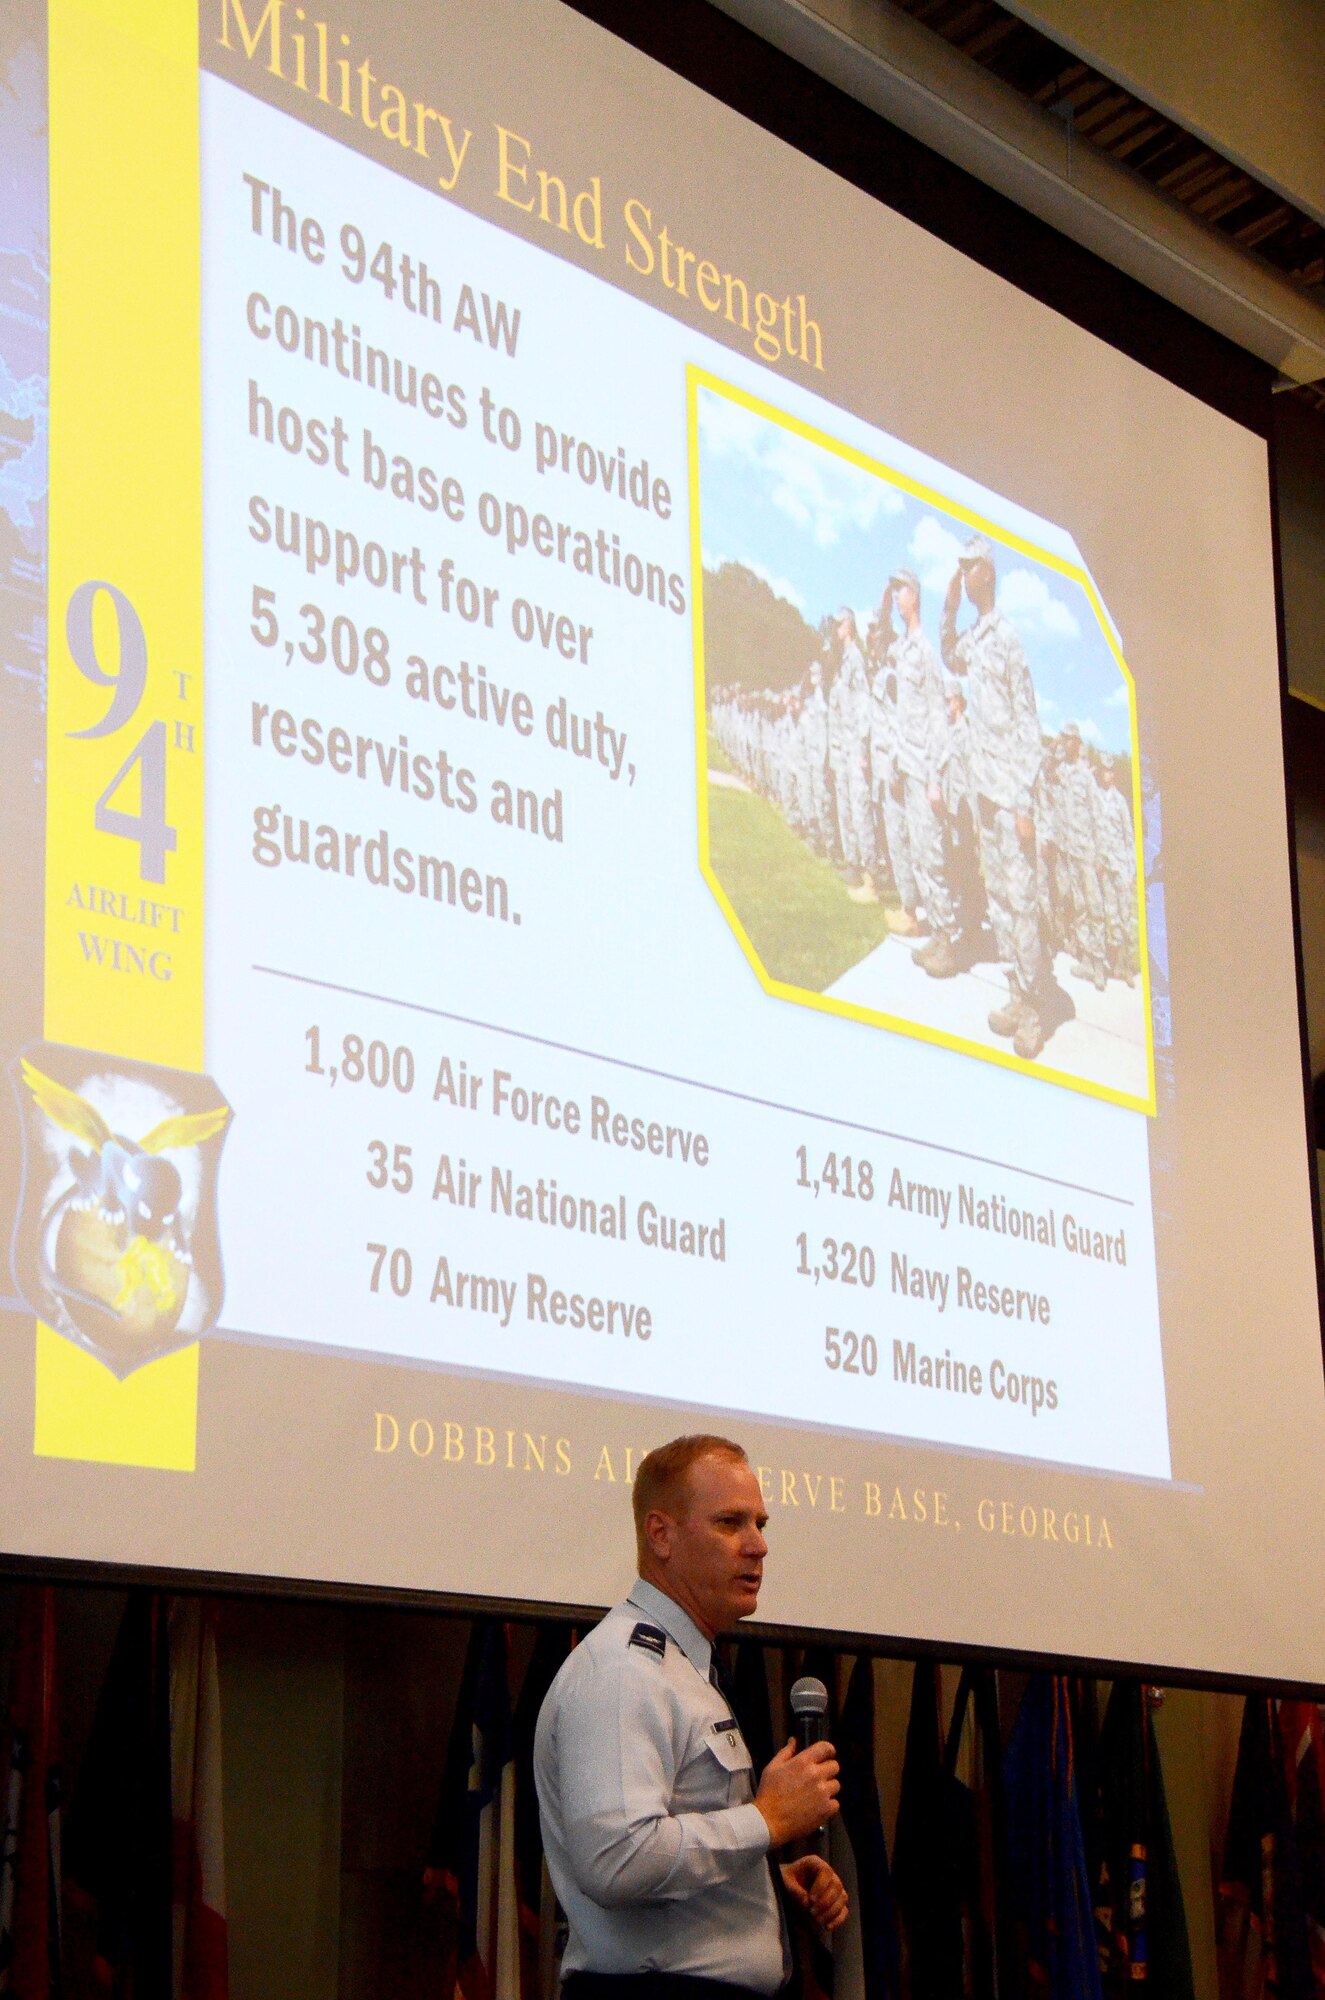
534,1579 -> 787,1992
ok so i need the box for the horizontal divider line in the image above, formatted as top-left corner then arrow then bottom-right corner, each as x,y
252,963 -> 1135,1207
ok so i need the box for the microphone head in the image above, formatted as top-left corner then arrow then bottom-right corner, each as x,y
789,1675 -> 829,1717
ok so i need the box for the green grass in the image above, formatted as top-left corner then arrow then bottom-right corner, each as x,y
706,781 -> 894,992
706,736 -> 736,776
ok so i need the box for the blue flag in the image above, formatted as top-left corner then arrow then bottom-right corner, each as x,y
1004,1675 -> 1102,2000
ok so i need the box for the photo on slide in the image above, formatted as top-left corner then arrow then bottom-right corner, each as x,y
689,370 -> 1155,1114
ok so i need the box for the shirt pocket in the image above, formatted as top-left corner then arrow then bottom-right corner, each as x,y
703,1726 -> 755,1800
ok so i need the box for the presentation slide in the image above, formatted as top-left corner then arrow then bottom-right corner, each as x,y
2,0 -> 1323,1683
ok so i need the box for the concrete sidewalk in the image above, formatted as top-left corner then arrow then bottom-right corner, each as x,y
827,927 -> 1149,1101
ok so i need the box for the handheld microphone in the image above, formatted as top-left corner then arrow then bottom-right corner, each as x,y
789,1675 -> 829,1754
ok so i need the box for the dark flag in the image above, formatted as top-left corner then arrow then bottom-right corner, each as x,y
426,1621 -> 483,1995
429,1621 -> 483,1879
427,1618 -> 518,2000
168,1598 -> 229,1999
943,1664 -> 1011,2000
1093,1681 -> 1194,1999
0,1584 -> 61,1998
837,1655 -> 900,2000
1278,1702 -> 1325,1995
1068,1678 -> 1103,1902
511,1623 -> 573,2000
730,1639 -> 776,1782
65,1590 -> 173,1999
892,1661 -> 963,1999
1220,1695 -> 1315,2000
1003,1674 -> 1102,2000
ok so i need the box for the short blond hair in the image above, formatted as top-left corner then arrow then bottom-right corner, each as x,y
633,1434 -> 748,1565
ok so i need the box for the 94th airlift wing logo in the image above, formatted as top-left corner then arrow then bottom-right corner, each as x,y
10,1045 -> 232,1379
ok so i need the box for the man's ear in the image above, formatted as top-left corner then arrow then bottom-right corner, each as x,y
643,1507 -> 674,1563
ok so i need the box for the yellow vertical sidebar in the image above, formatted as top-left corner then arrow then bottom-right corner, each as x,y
41,0 -> 203,1469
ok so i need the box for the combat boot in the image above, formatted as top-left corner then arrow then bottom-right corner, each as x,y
847,873 -> 879,906
886,908 -> 921,937
1013,1006 -> 1046,1059
1070,961 -> 1092,981
914,938 -> 961,979
988,993 -> 1025,1039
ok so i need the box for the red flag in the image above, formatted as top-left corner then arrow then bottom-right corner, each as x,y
1219,1695 -> 1314,2000
169,1599 -> 228,2000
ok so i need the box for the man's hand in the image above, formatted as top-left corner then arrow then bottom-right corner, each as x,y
781,1854 -> 850,1933
1015,810 -> 1035,847
754,1738 -> 840,1847
928,781 -> 944,815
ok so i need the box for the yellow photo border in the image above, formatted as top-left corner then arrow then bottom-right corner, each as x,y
687,365 -> 1156,1118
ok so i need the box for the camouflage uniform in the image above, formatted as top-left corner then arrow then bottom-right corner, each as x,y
828,638 -> 873,874
941,604 -> 1046,1004
891,625 -> 957,944
868,667 -> 917,912
1033,750 -> 1063,957
942,701 -> 985,943
1095,774 -> 1138,979
800,679 -> 832,854
1056,751 -> 1108,984
775,702 -> 799,829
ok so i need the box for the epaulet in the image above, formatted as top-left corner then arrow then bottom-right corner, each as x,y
628,1622 -> 667,1659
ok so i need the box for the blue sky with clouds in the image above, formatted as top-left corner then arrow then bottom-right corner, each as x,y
696,386 -> 1134,757
0,39 -> 48,541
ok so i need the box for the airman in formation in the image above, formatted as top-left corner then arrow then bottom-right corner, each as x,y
707,535 -> 1140,1060
827,608 -> 875,896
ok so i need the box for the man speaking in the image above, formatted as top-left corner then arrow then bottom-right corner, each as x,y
534,1434 -> 849,2000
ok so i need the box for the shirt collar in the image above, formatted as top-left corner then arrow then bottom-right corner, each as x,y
627,1577 -> 712,1677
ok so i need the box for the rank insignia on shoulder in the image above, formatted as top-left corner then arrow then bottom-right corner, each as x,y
712,1717 -> 738,1734
628,1622 -> 667,1657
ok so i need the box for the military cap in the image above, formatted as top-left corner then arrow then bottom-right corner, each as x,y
888,566 -> 921,595
1060,720 -> 1082,741
958,534 -> 993,568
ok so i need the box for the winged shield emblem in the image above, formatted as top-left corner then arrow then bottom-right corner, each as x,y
9,1043 -> 232,1377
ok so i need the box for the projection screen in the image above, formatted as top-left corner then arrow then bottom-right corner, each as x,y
1,0 -> 1322,1684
